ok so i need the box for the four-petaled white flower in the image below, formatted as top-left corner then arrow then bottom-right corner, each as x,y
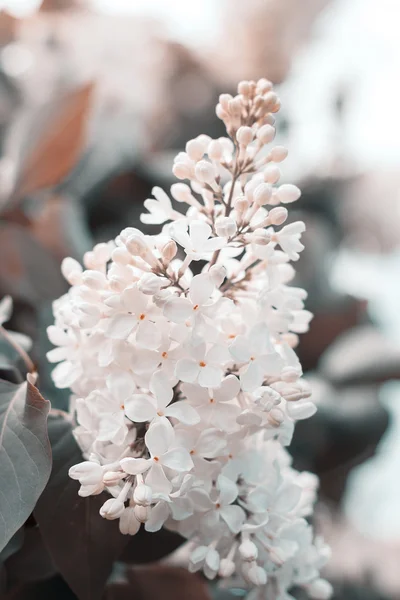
106,286 -> 161,349
125,370 -> 199,425
229,323 -> 284,391
140,186 -> 182,225
175,342 -> 231,388
121,419 -> 193,494
171,220 -> 225,260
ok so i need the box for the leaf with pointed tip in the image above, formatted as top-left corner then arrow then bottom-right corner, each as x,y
0,378 -> 51,552
34,416 -> 129,600
13,82 -> 94,201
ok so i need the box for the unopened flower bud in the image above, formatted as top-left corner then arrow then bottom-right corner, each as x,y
238,80 -> 251,96
243,562 -> 267,586
307,579 -> 333,600
228,96 -> 242,118
103,471 -> 126,486
216,104 -> 229,120
173,162 -> 191,180
267,408 -> 284,427
219,558 -> 236,578
215,217 -> 237,238
100,498 -> 125,520
234,196 -> 249,214
69,461 -> 103,485
270,146 -> 288,163
239,539 -> 258,562
209,265 -> 226,288
171,183 -> 191,203
276,184 -> 301,204
134,504 -> 150,523
125,234 -> 149,258
195,160 -> 216,184
93,242 -> 112,264
61,257 -> 82,285
268,207 -> 288,225
254,183 -> 272,206
112,247 -> 132,265
263,91 -> 279,111
81,270 -> 107,290
251,228 -> 271,245
161,240 -> 177,262
257,78 -> 273,94
287,401 -> 316,420
133,484 -> 153,506
138,272 -> 165,295
257,124 -> 275,144
207,140 -> 223,161
186,139 -> 205,162
236,126 -> 253,146
281,366 -> 301,383
264,165 -> 281,184
219,94 -> 233,111
119,506 -> 141,535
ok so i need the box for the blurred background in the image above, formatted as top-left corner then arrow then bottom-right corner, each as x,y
0,0 -> 400,598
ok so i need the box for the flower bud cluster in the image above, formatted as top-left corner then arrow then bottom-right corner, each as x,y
48,79 -> 330,599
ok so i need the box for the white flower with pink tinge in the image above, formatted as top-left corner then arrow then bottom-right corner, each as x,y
120,419 -> 193,494
171,220 -> 225,261
175,341 -> 231,388
124,370 -> 199,426
106,286 -> 161,349
229,323 -> 284,392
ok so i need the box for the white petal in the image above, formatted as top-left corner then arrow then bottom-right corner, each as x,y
189,489 -> 214,511
217,475 -> 238,505
203,237 -> 225,253
229,335 -> 251,363
131,348 -> 160,373
220,505 -> 246,533
240,361 -> 263,392
121,457 -> 150,475
47,325 -> 69,346
214,374 -> 240,402
0,295 -> 12,324
189,220 -> 211,248
150,370 -> 173,409
163,297 -> 192,324
145,463 -> 172,494
106,314 -> 136,339
125,395 -> 156,422
287,401 -> 317,420
161,448 -> 194,472
136,320 -> 161,350
206,344 -> 231,365
119,507 -> 141,535
196,429 -> 227,457
189,273 -> 214,306
175,358 -> 199,383
145,501 -> 170,532
165,401 -> 200,425
276,483 -> 302,513
145,419 -> 174,456
198,365 -> 223,388
205,547 -> 220,571
106,371 -> 136,401
122,286 -> 147,314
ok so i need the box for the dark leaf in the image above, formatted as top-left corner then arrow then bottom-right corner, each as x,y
30,195 -> 92,262
0,224 -> 66,305
0,377 -> 51,552
34,416 -> 129,600
13,83 -> 94,201
0,528 -> 24,562
120,527 -> 184,565
5,526 -> 56,587
125,566 -> 212,600
2,574 -> 78,599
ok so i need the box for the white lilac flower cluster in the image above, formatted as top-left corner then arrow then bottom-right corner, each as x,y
48,79 -> 331,599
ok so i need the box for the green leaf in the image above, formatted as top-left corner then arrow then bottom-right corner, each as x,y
34,416 -> 129,600
0,377 -> 51,552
